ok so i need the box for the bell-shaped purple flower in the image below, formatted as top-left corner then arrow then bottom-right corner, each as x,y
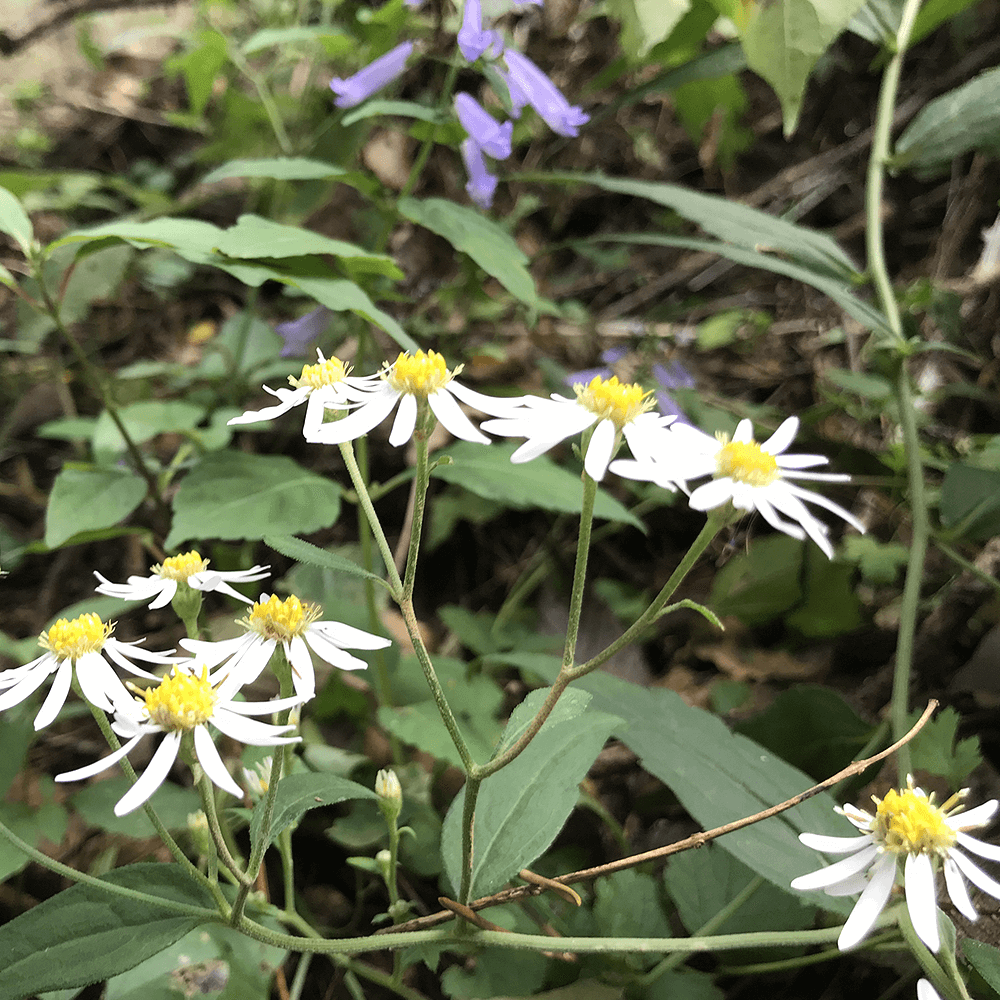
461,138 -> 498,209
458,0 -> 503,62
275,306 -> 331,358
501,49 -> 589,137
455,93 -> 512,160
330,41 -> 415,109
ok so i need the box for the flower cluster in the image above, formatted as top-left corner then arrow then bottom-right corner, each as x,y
792,777 -> 1000,953
0,557 -> 390,815
328,0 -> 588,208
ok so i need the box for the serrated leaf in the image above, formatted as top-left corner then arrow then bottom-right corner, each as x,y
905,706 -> 982,788
399,197 -> 536,305
0,864 -> 215,1000
251,772 -> 376,849
895,67 -> 1000,178
431,441 -> 642,529
0,185 -> 34,253
740,0 -> 867,136
441,692 -> 620,896
263,535 -> 388,586
45,467 -> 147,548
165,451 -> 340,549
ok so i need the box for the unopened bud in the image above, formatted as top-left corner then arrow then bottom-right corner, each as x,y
375,768 -> 402,823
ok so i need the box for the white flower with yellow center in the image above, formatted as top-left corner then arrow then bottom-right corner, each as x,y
480,375 -> 671,482
180,593 -> 391,701
304,350 -> 522,448
0,613 -> 179,730
228,350 -> 380,436
94,550 -> 271,608
791,777 -> 1000,952
54,663 -> 301,815
613,416 -> 863,557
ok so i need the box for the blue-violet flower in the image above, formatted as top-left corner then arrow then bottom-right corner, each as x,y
330,41 -> 415,109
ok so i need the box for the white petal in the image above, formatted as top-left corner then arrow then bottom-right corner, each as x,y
55,734 -> 144,782
227,386 -> 308,425
305,390 -> 398,445
389,392 -> 418,446
180,635 -> 248,666
762,416 -> 799,455
33,659 -> 75,730
837,853 -> 896,950
790,844 -> 878,891
284,636 -> 316,700
951,801 -> 998,830
824,872 -> 871,896
147,579 -> 179,610
776,454 -> 829,470
193,725 -> 243,798
303,630 -> 368,672
220,694 -> 303,716
917,981 -> 942,1000
944,856 -> 978,920
73,652 -> 117,714
783,481 -> 867,534
799,833 -> 874,854
584,419 -> 616,482
839,805 -> 874,830
954,830 -> 1000,861
905,853 -> 940,952
114,732 -> 181,816
307,621 -> 390,650
429,387 -> 489,444
104,638 -> 179,668
950,847 -> 1000,900
212,708 -> 298,744
732,419 -> 754,443
508,437 -> 564,463
688,477 -> 736,512
446,380 -> 525,416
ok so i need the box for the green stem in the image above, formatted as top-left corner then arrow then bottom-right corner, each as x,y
933,537 -> 1000,594
279,827 -> 297,914
226,43 -> 293,154
198,774 -> 253,888
457,774 -> 482,907
561,473 -> 598,671
897,906 -> 969,1000
402,432 -> 432,603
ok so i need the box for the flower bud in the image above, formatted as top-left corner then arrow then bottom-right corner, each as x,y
375,768 -> 403,823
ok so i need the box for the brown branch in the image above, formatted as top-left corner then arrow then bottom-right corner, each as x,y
380,699 -> 938,935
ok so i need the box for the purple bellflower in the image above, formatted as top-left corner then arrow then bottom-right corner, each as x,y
461,138 -> 499,209
455,93 -> 512,159
330,41 -> 415,109
502,49 -> 589,137
275,306 -> 331,358
458,0 -> 503,62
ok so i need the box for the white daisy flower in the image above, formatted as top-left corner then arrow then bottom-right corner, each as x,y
613,415 -> 863,557
95,550 -> 270,609
303,350 -> 522,448
228,350 -> 380,437
179,593 -> 391,701
0,613 -> 180,730
54,663 -> 301,816
480,375 -> 674,482
791,776 -> 1000,953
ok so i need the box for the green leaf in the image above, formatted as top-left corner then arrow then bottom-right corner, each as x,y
823,368 -> 893,401
607,0 -> 691,58
940,462 -> 1000,540
91,401 -> 207,462
841,535 -> 909,585
341,100 -> 443,126
172,30 -> 228,116
441,691 -> 621,896
646,970 -> 723,1000
905,706 -> 982,788
213,215 -> 400,274
593,869 -> 672,942
740,0 -> 868,136
71,777 -> 201,838
526,660 -> 854,912
710,534 -> 803,625
49,218 -> 223,261
242,25 -> 347,53
431,441 -> 643,529
263,535 -> 388,586
45,467 -> 147,548
0,863 -> 215,1000
0,185 -> 34,253
398,197 -> 536,305
964,940 -> 1000,996
786,546 -> 863,637
0,800 -> 67,884
166,451 -> 340,549
894,67 -> 1000,178
252,772 -> 377,849
202,157 -> 351,183
666,842 -> 816,940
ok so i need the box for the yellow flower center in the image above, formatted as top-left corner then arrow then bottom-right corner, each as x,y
40,613 -> 114,660
574,376 -> 652,429
716,436 -> 780,487
242,594 -> 320,641
385,350 -> 455,397
873,787 -> 957,857
141,665 -> 218,731
290,356 -> 348,390
154,551 -> 209,581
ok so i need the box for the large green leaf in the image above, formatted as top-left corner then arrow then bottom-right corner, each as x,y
399,197 -> 536,305
940,462 -> 1000,540
0,185 -> 34,254
441,688 -> 621,896
894,67 -> 1000,178
529,171 -> 860,280
251,772 -> 377,849
527,662 -> 854,913
91,401 -> 207,463
740,0 -> 867,135
0,864 -> 216,1000
607,0 -> 691,58
165,451 -> 340,549
45,467 -> 147,548
431,441 -> 643,529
